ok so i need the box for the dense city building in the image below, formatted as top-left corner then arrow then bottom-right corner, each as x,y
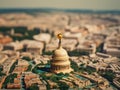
0,11 -> 120,90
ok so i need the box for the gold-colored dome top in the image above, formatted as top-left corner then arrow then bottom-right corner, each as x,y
57,33 -> 62,49
57,33 -> 62,39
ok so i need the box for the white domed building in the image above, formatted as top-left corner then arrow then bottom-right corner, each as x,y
50,34 -> 73,73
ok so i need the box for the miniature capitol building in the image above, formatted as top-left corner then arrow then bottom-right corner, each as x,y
50,33 -> 73,73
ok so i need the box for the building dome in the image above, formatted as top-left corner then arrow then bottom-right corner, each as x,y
53,47 -> 68,57
50,33 -> 73,74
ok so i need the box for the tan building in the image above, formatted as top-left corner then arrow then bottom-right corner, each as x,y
33,33 -> 51,44
0,76 -> 6,89
7,75 -> 21,89
63,31 -> 82,41
0,35 -> 13,44
0,44 -> 3,51
62,38 -> 78,51
21,40 -> 44,54
13,59 -> 29,74
2,57 -> 17,74
45,38 -> 58,52
0,54 -> 8,64
50,34 -> 73,73
4,41 -> 23,51
24,72 -> 46,89
75,43 -> 96,54
104,32 -> 120,57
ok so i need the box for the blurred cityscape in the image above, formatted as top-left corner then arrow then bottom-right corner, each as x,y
0,9 -> 120,90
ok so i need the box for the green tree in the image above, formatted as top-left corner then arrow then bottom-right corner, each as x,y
22,56 -> 32,61
68,50 -> 89,56
2,73 -> 17,88
9,61 -> 18,73
71,61 -> 79,72
28,84 -> 39,90
27,65 -> 32,71
102,71 -> 115,82
0,72 -> 5,76
58,82 -> 69,90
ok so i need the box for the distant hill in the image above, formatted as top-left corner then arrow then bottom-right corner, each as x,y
0,8 -> 120,14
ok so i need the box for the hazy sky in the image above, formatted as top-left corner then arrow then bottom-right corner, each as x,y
0,0 -> 120,10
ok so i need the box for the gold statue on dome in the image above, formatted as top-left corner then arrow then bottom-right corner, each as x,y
57,33 -> 62,48
57,33 -> 62,39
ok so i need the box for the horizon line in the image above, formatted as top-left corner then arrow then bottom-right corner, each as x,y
0,7 -> 120,12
